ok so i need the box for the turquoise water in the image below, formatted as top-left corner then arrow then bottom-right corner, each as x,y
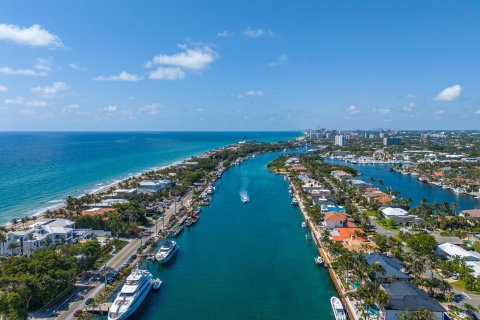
0,132 -> 299,224
326,159 -> 480,211
126,152 -> 336,320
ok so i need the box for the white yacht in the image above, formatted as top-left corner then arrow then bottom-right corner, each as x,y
108,268 -> 154,320
155,240 -> 178,264
330,297 -> 347,320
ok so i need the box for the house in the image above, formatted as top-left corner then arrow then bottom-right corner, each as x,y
380,207 -> 408,218
1,219 -> 93,256
364,253 -> 410,282
330,170 -> 352,180
436,242 -> 480,261
323,211 -> 357,229
312,195 -> 335,206
87,198 -> 129,208
138,179 -> 173,192
460,209 -> 480,220
329,227 -> 365,242
322,205 -> 346,212
81,207 -> 115,216
113,188 -> 137,197
388,214 -> 423,226
380,281 -> 446,320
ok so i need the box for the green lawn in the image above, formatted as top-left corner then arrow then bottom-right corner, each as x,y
451,279 -> 480,295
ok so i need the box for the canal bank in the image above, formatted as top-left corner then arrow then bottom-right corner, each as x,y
325,159 -> 480,210
117,152 -> 336,320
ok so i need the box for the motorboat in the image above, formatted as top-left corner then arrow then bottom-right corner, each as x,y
240,191 -> 249,203
155,240 -> 178,264
314,256 -> 324,265
152,278 -> 162,290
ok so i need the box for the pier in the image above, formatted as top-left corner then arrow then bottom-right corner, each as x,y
84,302 -> 112,315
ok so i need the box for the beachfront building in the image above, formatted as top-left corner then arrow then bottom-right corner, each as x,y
113,188 -> 137,197
383,137 -> 402,146
138,179 -> 173,193
380,281 -> 446,320
0,219 -> 93,256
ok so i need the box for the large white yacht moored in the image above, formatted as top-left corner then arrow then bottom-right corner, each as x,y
108,268 -> 159,320
330,296 -> 347,320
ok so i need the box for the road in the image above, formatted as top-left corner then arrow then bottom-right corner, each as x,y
33,194 -> 192,320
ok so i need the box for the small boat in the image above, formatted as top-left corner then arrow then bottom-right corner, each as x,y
301,221 -> 307,228
291,197 -> 299,206
185,218 -> 193,227
155,240 -> 178,264
206,186 -> 214,195
240,191 -> 249,203
314,256 -> 324,265
330,297 -> 347,320
191,215 -> 199,224
152,278 -> 162,290
171,225 -> 184,237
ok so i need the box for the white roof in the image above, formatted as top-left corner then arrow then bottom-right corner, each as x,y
437,243 -> 480,261
381,207 -> 408,217
466,261 -> 480,277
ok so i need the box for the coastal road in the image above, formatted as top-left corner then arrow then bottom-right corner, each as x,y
35,194 -> 192,320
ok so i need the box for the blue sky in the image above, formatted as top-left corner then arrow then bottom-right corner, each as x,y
0,0 -> 479,131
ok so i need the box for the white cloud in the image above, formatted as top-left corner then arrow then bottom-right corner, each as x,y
31,81 -> 67,98
62,104 -> 79,113
0,24 -> 62,47
237,90 -> 264,98
93,71 -> 141,82
0,85 -> 7,92
68,63 -> 85,71
377,108 -> 391,114
104,105 -> 118,112
402,102 -> 416,112
433,109 -> 445,117
141,103 -> 162,115
346,105 -> 360,115
268,54 -> 288,67
4,96 -> 48,107
149,67 -> 185,80
0,58 -> 51,77
434,84 -> 462,101
243,28 -> 274,38
217,30 -> 233,38
0,66 -> 47,77
149,46 -> 216,71
474,109 -> 480,115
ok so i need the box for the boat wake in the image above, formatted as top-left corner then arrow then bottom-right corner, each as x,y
240,190 -> 249,203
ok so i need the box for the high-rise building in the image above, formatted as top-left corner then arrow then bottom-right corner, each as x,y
383,137 -> 402,146
334,134 -> 346,146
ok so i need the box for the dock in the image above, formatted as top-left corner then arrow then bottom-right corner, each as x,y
84,302 -> 112,314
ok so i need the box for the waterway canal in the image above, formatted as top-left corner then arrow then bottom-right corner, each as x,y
326,159 -> 480,211
130,152 -> 336,319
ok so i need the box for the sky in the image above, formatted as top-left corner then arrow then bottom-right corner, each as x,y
0,0 -> 479,131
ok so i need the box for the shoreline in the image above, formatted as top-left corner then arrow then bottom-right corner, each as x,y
2,148 -> 219,229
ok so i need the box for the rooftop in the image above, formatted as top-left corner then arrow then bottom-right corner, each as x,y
381,281 -> 445,312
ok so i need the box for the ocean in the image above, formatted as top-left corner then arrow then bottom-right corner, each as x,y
0,131 -> 300,225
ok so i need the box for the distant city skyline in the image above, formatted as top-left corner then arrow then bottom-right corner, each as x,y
0,1 -> 479,131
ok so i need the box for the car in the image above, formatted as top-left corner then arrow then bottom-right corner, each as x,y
452,273 -> 458,280
131,254 -> 137,260
73,310 -> 82,317
85,298 -> 94,305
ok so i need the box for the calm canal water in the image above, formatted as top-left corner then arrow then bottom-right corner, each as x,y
123,152 -> 336,320
326,159 -> 480,211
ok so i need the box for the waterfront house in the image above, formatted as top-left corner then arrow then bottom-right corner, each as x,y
87,198 -> 129,208
330,170 -> 352,180
138,179 -> 173,193
323,211 -> 357,229
329,227 -> 365,242
380,281 -> 446,320
1,219 -> 93,256
81,207 -> 115,216
113,188 -> 137,197
460,209 -> 480,220
363,253 -> 410,282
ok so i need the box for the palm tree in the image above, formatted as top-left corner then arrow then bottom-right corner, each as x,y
10,218 -> 18,226
377,180 -> 384,187
445,291 -> 456,303
0,232 -> 7,256
463,303 -> 476,318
